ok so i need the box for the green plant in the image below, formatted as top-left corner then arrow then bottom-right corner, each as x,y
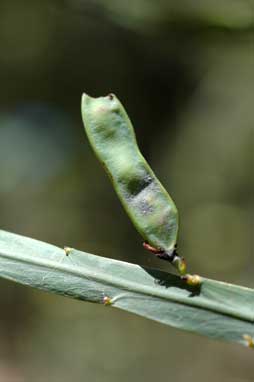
0,93 -> 253,349
0,230 -> 253,348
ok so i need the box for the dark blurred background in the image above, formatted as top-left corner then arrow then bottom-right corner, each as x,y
0,1 -> 253,381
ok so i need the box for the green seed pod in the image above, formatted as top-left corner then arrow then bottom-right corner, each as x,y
81,93 -> 186,274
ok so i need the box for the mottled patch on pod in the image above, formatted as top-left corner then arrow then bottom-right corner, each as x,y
81,93 -> 182,271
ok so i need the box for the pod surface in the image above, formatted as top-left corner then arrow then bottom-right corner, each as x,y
81,93 -> 178,255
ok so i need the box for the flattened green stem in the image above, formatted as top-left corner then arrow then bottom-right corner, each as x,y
0,230 -> 254,348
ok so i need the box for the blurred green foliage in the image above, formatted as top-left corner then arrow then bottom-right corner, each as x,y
0,0 -> 253,381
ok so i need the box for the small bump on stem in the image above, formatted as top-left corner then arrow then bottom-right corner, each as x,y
108,93 -> 114,100
64,247 -> 73,256
173,256 -> 187,275
103,296 -> 112,306
243,334 -> 254,348
181,274 -> 202,286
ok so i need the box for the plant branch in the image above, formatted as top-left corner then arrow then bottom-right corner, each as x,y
0,230 -> 253,348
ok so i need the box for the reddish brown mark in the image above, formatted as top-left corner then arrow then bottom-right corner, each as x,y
143,241 -> 163,255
